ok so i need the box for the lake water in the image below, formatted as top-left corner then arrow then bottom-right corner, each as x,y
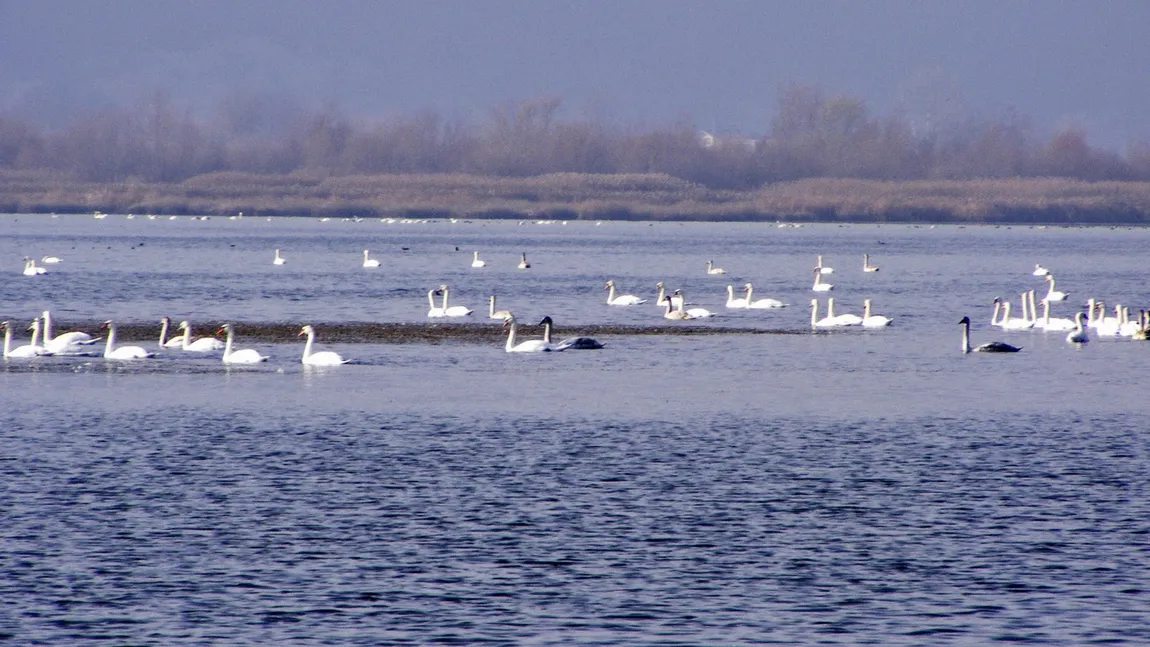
1,214 -> 1147,645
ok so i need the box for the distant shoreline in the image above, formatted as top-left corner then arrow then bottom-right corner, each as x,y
4,171 -> 1150,225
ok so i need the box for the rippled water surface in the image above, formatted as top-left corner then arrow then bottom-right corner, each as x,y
1,214 -> 1147,645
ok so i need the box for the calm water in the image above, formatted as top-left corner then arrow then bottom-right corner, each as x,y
1,214 -> 1147,645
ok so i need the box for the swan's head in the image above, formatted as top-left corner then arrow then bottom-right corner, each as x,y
538,316 -> 553,327
0,321 -> 7,331
299,325 -> 315,336
26,318 -> 38,332
100,320 -> 114,330
743,283 -> 753,291
655,281 -> 664,289
959,316 -> 971,325
177,320 -> 190,329
604,280 -> 615,289
502,314 -> 516,327
216,323 -> 233,335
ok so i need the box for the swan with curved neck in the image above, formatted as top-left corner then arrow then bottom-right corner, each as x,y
706,260 -> 727,275
725,285 -> 750,308
812,268 -> 833,292
502,314 -> 552,352
1066,312 -> 1090,344
362,250 -> 380,268
2,319 -> 52,357
299,325 -> 348,365
217,323 -> 268,364
489,295 -> 512,320
863,254 -> 879,272
439,284 -> 473,316
42,310 -> 98,354
176,321 -> 225,351
273,249 -> 285,265
158,317 -> 186,348
744,283 -> 785,309
861,299 -> 892,327
655,282 -> 684,308
518,253 -> 530,269
960,316 -> 1021,353
101,321 -> 154,359
675,290 -> 716,318
809,299 -> 837,328
1042,274 -> 1067,302
538,316 -> 604,350
605,280 -> 645,305
471,251 -> 486,268
427,288 -> 447,318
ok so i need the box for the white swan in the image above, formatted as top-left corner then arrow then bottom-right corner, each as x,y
503,314 -> 553,352
960,316 -> 1022,353
725,285 -> 750,308
22,257 -> 47,276
662,296 -> 694,320
273,249 -> 286,265
471,251 -> 486,268
538,316 -> 604,350
41,255 -> 62,264
439,285 -> 473,317
863,254 -> 879,272
706,260 -> 727,275
655,282 -> 684,308
1119,306 -> 1141,337
158,317 -> 186,349
809,299 -> 837,328
1032,263 -> 1050,276
861,299 -> 893,327
1066,312 -> 1090,344
1,319 -> 52,358
176,321 -> 225,351
362,249 -> 380,268
1042,274 -> 1067,302
815,255 -> 834,274
605,280 -> 646,306
812,268 -> 833,292
218,323 -> 268,364
518,253 -> 530,269
744,283 -> 786,309
101,321 -> 155,359
299,325 -> 348,365
1035,294 -> 1074,332
826,298 -> 862,326
42,310 -> 99,354
1090,301 -> 1121,337
999,300 -> 1032,331
488,295 -> 513,320
427,288 -> 447,318
675,290 -> 716,318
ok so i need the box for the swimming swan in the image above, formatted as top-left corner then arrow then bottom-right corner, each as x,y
22,257 -> 47,275
662,296 -> 694,320
273,249 -> 286,265
1,319 -> 52,358
101,321 -> 155,359
538,316 -> 604,350
861,299 -> 893,327
863,254 -> 879,272
744,283 -> 786,309
1042,274 -> 1067,302
706,260 -> 727,275
489,295 -> 513,320
158,317 -> 187,349
299,325 -> 349,365
471,251 -> 486,268
217,323 -> 269,364
518,253 -> 531,269
655,282 -> 684,308
725,285 -> 750,308
427,288 -> 447,318
41,255 -> 62,264
816,255 -> 834,274
826,298 -> 863,326
960,316 -> 1021,353
42,310 -> 99,354
503,314 -> 553,352
176,320 -> 225,351
438,285 -> 473,317
675,290 -> 716,318
812,268 -> 834,292
809,299 -> 837,329
605,280 -> 646,305
1066,312 -> 1090,344
362,249 -> 380,268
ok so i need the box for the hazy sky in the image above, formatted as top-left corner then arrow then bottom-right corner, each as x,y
2,0 -> 1147,147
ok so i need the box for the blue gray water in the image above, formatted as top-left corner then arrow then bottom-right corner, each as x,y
1,215 -> 1147,645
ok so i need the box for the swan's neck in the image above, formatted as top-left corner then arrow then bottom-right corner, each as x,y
159,319 -> 170,345
30,320 -> 41,347
441,288 -> 450,309
43,312 -> 53,339
223,328 -> 235,356
505,322 -> 517,351
302,331 -> 315,359
1042,299 -> 1050,323
489,296 -> 496,317
962,321 -> 971,353
105,325 -> 116,355
2,326 -> 10,356
656,285 -> 665,301
864,300 -> 872,318
810,301 -> 818,328
429,291 -> 437,309
606,285 -> 616,303
542,322 -> 552,344
745,284 -> 753,301
991,301 -> 1001,325
181,325 -> 193,348
827,298 -> 836,318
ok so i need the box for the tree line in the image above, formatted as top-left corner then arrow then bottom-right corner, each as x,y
1,86 -> 1148,189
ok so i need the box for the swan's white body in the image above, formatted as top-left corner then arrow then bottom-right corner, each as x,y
1066,312 -> 1090,344
676,291 -> 716,318
1035,297 -> 1074,332
812,269 -> 833,292
1119,307 -> 1141,337
815,255 -> 834,274
503,315 -> 553,352
362,250 -> 380,268
655,283 -> 684,308
744,283 -> 785,309
299,325 -> 348,365
439,285 -> 473,317
177,321 -> 225,351
102,321 -> 154,359
22,257 -> 47,276
605,280 -> 645,306
518,253 -> 530,269
427,289 -> 447,318
218,324 -> 268,364
960,316 -> 1022,353
539,316 -> 604,350
706,260 -> 727,275
826,298 -> 863,326
41,255 -> 62,264
1033,264 -> 1050,276
999,301 -> 1033,331
471,251 -> 486,268
2,319 -> 52,358
809,299 -> 837,328
863,254 -> 879,272
662,296 -> 694,320
489,295 -> 513,320
725,285 -> 750,308
42,310 -> 98,354
861,299 -> 892,327
158,317 -> 186,348
1042,274 -> 1067,302
273,249 -> 285,265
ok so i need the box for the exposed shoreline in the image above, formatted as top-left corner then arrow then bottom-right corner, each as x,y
4,171 -> 1150,225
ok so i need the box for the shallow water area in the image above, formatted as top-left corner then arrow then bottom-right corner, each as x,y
1,214 -> 1148,644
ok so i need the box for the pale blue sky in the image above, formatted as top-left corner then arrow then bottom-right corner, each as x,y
2,0 -> 1147,148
